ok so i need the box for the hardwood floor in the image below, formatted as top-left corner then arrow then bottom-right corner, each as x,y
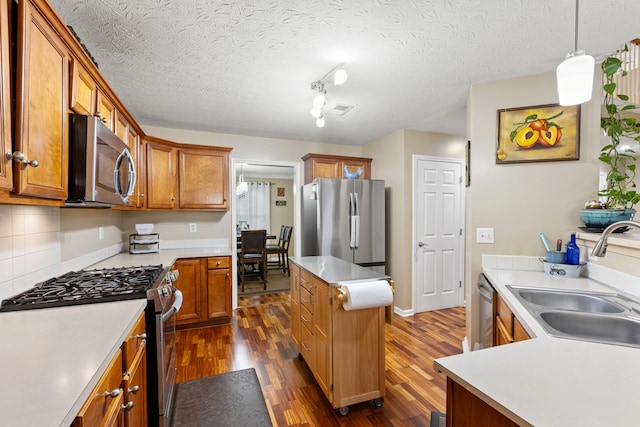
175,292 -> 466,426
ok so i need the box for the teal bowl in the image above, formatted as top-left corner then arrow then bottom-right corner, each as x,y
580,209 -> 636,228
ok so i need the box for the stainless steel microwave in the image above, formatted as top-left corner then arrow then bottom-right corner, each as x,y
66,114 -> 136,206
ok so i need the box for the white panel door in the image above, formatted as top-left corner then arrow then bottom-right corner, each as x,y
414,156 -> 463,313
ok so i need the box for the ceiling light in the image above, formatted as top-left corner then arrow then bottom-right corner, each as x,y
333,69 -> 348,85
309,64 -> 349,127
313,91 -> 326,109
556,0 -> 594,106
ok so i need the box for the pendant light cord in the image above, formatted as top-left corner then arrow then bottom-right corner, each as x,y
573,0 -> 579,53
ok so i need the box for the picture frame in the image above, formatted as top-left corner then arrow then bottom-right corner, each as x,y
277,187 -> 285,197
496,103 -> 580,164
275,200 -> 286,206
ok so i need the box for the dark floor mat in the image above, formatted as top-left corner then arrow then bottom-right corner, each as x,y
171,368 -> 272,427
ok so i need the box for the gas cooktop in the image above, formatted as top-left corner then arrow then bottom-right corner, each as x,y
0,265 -> 164,312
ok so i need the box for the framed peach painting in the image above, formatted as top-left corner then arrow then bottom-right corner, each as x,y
496,104 -> 580,164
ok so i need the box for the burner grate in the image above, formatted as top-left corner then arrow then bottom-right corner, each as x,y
0,264 -> 164,312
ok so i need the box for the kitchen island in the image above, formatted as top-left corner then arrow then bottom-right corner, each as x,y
435,265 -> 640,427
289,256 -> 392,415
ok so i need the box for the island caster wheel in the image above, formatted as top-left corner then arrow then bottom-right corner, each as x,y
373,397 -> 384,407
338,406 -> 350,416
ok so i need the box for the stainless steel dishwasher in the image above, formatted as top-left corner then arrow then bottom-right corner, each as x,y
477,274 -> 495,349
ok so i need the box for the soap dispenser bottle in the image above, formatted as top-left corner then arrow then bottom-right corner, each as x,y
566,233 -> 580,265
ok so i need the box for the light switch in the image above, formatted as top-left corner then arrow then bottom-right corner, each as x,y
476,228 -> 494,244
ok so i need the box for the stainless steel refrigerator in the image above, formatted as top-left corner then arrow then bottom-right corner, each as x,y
301,178 -> 386,273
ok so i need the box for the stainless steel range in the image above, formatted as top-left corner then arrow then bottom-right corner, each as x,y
0,264 -> 182,427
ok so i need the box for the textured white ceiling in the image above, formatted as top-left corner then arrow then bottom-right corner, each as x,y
49,0 -> 639,145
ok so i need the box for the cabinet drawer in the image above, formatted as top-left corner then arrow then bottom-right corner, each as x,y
122,313 -> 146,370
207,256 -> 230,270
300,286 -> 313,314
73,349 -> 124,427
300,304 -> 314,332
300,270 -> 313,292
299,321 -> 315,369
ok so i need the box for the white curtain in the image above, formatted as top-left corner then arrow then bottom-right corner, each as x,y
237,181 -> 271,232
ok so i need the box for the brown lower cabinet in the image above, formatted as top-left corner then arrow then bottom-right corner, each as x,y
73,312 -> 147,427
446,378 -> 520,427
494,292 -> 530,345
174,256 -> 232,328
290,262 -> 386,414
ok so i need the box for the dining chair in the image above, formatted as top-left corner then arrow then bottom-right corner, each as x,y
238,229 -> 268,292
266,226 -> 293,276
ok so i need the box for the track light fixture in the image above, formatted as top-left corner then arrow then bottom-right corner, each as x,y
556,0 -> 594,106
309,64 -> 348,127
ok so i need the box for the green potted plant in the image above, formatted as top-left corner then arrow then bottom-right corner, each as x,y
581,44 -> 640,228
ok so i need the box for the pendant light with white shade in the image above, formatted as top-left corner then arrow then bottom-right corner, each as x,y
556,0 -> 595,106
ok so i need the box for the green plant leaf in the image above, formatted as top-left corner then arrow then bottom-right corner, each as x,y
603,82 -> 616,95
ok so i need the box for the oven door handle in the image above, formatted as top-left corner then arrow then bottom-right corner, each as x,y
161,290 -> 183,322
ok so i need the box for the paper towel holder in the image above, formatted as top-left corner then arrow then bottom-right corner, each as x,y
336,288 -> 348,305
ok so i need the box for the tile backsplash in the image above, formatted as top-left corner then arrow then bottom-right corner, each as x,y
0,205 -> 61,301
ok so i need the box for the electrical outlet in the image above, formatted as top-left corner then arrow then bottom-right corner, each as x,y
476,227 -> 494,244
189,223 -> 197,233
99,226 -> 104,240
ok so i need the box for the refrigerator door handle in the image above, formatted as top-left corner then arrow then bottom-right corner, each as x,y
353,215 -> 360,249
349,193 -> 356,248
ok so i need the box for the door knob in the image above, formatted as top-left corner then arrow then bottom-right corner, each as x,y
418,242 -> 428,247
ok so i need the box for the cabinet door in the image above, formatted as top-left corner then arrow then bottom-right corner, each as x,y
207,267 -> 231,320
69,58 -> 97,116
513,317 -> 530,342
114,110 -> 129,145
313,279 -> 331,398
178,147 -> 229,210
290,264 -> 300,347
14,0 -> 69,199
494,315 -> 513,346
308,157 -> 339,182
72,349 -> 124,427
96,90 -> 115,130
0,0 -> 11,191
146,141 -> 177,209
173,259 -> 204,324
123,345 -> 147,427
133,136 -> 146,208
341,159 -> 370,180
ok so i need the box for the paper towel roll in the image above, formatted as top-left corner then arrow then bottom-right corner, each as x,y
340,280 -> 393,311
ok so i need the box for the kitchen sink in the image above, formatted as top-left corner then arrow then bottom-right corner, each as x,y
506,285 -> 640,348
539,311 -> 640,347
514,289 -> 624,313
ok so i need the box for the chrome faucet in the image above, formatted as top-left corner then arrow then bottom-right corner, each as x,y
591,220 -> 640,257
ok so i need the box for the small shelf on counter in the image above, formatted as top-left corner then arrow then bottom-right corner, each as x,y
129,233 -> 160,254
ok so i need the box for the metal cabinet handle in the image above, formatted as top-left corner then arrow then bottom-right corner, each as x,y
104,388 -> 121,398
122,401 -> 134,411
226,273 -> 229,277
135,333 -> 147,340
301,342 -> 310,351
139,193 -> 145,198
170,197 -> 176,201
7,151 -> 39,167
301,314 -> 311,323
128,385 -> 140,394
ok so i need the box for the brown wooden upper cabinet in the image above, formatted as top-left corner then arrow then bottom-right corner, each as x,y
145,136 -> 231,211
302,153 -> 372,184
11,0 -> 69,201
69,58 -> 97,116
0,0 -> 11,192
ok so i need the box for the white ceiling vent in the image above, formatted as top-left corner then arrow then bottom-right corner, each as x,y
326,104 -> 355,116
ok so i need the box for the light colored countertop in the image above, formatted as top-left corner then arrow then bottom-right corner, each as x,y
435,268 -> 640,427
289,256 -> 389,284
0,247 -> 234,427
0,299 -> 147,427
87,247 -> 234,269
